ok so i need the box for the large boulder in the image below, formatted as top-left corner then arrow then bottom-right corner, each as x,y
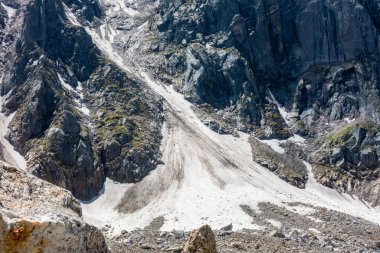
183,225 -> 218,253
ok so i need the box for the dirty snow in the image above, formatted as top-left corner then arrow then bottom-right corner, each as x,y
104,0 -> 140,17
58,73 -> 74,92
99,23 -> 118,43
258,138 -> 285,154
78,8 -> 380,235
81,69 -> 380,234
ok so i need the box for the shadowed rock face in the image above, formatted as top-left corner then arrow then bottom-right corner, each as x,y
153,0 -> 380,127
0,0 -> 163,201
157,0 -> 380,76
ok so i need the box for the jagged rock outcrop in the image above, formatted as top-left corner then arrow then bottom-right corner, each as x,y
0,0 -> 163,200
183,225 -> 218,253
0,162 -> 108,253
183,44 -> 262,132
142,0 -> 380,195
150,0 -> 380,133
313,119 -> 380,206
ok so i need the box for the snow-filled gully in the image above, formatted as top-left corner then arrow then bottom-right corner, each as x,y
63,5 -> 380,234
0,93 -> 27,171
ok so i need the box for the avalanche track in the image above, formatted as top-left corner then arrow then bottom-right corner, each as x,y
73,4 -> 380,234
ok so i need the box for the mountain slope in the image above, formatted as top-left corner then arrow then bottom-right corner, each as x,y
1,0 -> 380,252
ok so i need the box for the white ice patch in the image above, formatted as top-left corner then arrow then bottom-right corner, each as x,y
1,3 -> 17,19
256,134 -> 306,154
269,90 -> 290,125
58,74 -> 90,116
63,3 -> 81,26
308,228 -> 321,234
266,219 -> 282,229
0,94 -> 27,171
344,117 -> 355,124
306,216 -> 323,223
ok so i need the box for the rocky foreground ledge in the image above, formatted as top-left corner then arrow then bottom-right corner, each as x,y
0,162 -> 107,253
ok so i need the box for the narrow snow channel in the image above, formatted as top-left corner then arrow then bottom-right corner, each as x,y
0,93 -> 27,170
58,73 -> 90,116
268,89 -> 290,125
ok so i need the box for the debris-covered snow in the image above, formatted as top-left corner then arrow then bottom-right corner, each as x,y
81,70 -> 380,234
79,7 -> 380,234
0,94 -> 27,171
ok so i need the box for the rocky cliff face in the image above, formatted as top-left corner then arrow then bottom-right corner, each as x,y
140,0 -> 380,204
0,0 -> 163,201
1,0 -> 380,251
151,0 -> 380,130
